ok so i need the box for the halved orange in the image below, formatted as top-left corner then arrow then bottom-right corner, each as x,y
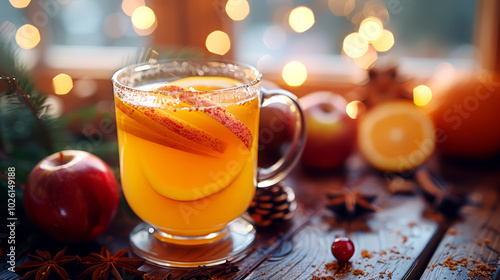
358,100 -> 435,173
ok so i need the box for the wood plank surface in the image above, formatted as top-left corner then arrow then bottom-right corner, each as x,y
3,155 -> 500,280
244,177 -> 440,280
421,180 -> 500,280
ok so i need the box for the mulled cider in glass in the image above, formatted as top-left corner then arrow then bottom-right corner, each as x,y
112,60 -> 305,267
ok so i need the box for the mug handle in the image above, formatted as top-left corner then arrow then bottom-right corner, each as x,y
257,88 -> 306,188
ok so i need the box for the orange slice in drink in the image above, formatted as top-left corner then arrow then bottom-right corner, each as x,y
116,113 -> 218,158
155,78 -> 254,150
357,100 -> 435,173
115,95 -> 226,154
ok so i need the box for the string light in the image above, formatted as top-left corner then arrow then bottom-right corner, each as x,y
15,24 -> 40,49
371,29 -> 394,52
359,17 -> 383,41
413,85 -> 432,106
9,0 -> 30,8
131,6 -> 156,30
206,30 -> 231,55
288,6 -> 315,33
122,0 -> 145,16
52,74 -> 73,95
343,32 -> 369,58
346,100 -> 366,119
133,19 -> 157,36
226,0 -> 250,21
282,61 -> 307,87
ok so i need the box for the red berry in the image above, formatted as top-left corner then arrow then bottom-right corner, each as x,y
331,237 -> 355,263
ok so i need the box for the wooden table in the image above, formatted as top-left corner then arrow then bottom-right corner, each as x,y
2,153 -> 500,280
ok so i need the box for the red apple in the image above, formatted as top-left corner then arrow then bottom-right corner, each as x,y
299,91 -> 357,169
23,150 -> 119,242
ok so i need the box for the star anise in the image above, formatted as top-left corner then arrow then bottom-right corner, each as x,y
78,247 -> 145,280
326,188 -> 381,218
15,247 -> 77,280
414,169 -> 466,218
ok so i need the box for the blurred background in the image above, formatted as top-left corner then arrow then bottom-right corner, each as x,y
0,0 -> 491,116
1,0 -> 499,171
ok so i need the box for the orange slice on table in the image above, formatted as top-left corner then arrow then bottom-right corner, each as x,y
357,100 -> 435,173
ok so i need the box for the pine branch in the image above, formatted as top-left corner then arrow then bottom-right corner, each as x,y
1,76 -> 54,153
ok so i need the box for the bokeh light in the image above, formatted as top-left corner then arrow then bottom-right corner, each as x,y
282,61 -> 307,87
226,0 -> 250,21
74,78 -> 98,98
263,25 -> 286,50
9,0 -> 30,8
122,0 -> 145,16
413,85 -> 432,106
44,96 -> 64,118
359,17 -> 383,41
371,29 -> 394,52
343,32 -> 368,58
104,12 -> 129,38
328,0 -> 355,17
206,30 -> 231,55
288,6 -> 315,33
346,100 -> 366,119
134,19 -> 157,36
131,6 -> 156,30
15,24 -> 40,49
257,55 -> 276,72
52,74 -> 73,95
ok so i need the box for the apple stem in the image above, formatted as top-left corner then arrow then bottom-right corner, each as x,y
59,152 -> 64,164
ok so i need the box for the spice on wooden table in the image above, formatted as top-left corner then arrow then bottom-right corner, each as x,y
326,188 -> 381,217
15,247 -> 77,280
361,250 -> 373,259
78,247 -> 145,280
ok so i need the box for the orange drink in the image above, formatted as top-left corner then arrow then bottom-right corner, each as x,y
115,77 -> 259,236
112,60 -> 305,267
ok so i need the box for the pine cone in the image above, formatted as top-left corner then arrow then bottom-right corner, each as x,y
247,181 -> 297,227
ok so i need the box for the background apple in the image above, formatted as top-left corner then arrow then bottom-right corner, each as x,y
23,150 -> 119,242
299,91 -> 357,169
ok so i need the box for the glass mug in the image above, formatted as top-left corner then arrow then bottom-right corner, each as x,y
112,60 -> 305,267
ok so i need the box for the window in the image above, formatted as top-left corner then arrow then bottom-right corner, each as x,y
0,0 -> 492,104
233,0 -> 478,88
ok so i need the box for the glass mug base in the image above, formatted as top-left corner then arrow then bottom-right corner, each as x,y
129,217 -> 256,267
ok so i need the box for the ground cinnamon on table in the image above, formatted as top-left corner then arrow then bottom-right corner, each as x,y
467,263 -> 497,278
311,276 -> 335,280
352,269 -> 365,276
447,228 -> 457,235
361,250 -> 373,258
